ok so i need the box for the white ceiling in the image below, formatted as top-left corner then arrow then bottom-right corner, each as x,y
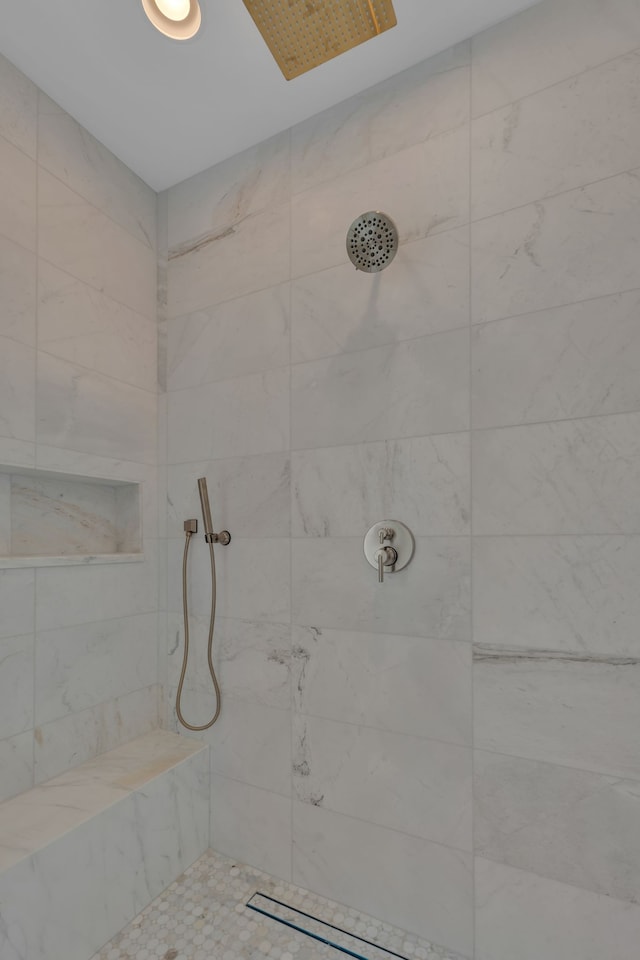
0,0 -> 538,191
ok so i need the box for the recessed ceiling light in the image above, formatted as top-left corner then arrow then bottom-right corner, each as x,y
141,0 -> 202,40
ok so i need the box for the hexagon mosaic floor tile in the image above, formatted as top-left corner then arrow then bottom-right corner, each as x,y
91,849 -> 463,960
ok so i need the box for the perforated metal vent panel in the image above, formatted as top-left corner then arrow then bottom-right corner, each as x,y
347,211 -> 398,272
242,0 -> 397,81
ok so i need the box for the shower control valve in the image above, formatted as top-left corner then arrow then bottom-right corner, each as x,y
364,520 -> 414,584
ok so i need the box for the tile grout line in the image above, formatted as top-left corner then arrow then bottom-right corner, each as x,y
467,46 -> 476,959
469,159 -> 640,227
164,277 -> 640,396
473,851 -> 640,912
470,42 -> 640,123
36,159 -> 157,255
32,86 -> 41,789
288,122 -> 295,887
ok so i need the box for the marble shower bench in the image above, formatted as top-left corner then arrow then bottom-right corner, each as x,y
0,730 -> 209,960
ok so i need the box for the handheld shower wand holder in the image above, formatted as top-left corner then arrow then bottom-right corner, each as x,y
205,530 -> 231,545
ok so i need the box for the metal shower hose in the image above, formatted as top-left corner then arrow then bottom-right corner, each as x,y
176,531 -> 221,730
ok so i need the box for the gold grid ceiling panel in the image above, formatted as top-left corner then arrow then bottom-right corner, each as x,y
242,0 -> 398,81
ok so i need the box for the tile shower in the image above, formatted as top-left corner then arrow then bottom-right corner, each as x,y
2,0 -> 640,958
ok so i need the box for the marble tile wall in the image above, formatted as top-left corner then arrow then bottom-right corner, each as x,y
161,1 -> 640,957
0,55 -> 159,802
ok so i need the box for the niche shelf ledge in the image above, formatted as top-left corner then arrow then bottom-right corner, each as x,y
0,553 -> 144,570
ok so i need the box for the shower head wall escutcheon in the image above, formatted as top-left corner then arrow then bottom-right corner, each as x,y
346,212 -> 399,272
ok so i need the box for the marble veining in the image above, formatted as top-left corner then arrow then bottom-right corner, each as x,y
473,645 -> 640,666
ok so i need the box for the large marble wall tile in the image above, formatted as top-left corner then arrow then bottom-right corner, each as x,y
472,292 -> 640,428
35,540 -> 158,630
291,331 -> 469,449
293,714 -> 472,851
38,94 -> 156,249
210,775 -> 292,881
472,170 -> 640,323
475,858 -> 640,960
35,612 -> 158,725
128,748 -> 209,907
34,683 -> 160,783
208,699 -> 291,796
168,131 -> 290,248
168,614 -> 290,711
475,750 -> 640,903
167,453 -> 290,539
0,134 -> 36,251
0,337 -> 35,443
0,336 -> 36,446
292,434 -> 469,537
167,537 -> 290,623
167,203 -> 290,318
36,353 -> 156,464
0,439 -> 35,471
157,391 -> 168,466
473,414 -> 640,535
292,538 -> 470,641
293,802 -> 473,956
291,127 -> 469,278
0,731 -> 33,803
167,367 -> 289,463
293,626 -> 471,746
0,235 -> 36,346
0,474 -> 9,553
473,536 -> 640,655
0,54 -> 36,157
472,0 -> 640,117
472,51 -> 640,221
0,634 -> 34,739
167,284 -> 289,391
38,261 -> 157,392
474,649 -> 640,779
0,569 -> 34,638
291,44 -> 470,195
38,169 -> 156,320
291,228 -> 469,363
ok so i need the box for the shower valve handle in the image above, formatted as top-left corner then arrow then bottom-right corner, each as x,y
376,545 -> 398,583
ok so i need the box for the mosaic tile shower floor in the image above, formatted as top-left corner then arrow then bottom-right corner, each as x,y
91,849 -> 463,960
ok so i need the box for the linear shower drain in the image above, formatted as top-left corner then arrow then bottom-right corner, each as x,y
246,893 -> 412,960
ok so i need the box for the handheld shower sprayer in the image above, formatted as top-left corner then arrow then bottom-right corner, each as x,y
176,478 -> 231,731
198,477 -> 214,541
197,477 -> 231,545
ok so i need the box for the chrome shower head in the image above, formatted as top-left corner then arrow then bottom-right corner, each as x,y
346,211 -> 398,272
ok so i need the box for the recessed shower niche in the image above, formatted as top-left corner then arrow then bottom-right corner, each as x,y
0,465 -> 143,568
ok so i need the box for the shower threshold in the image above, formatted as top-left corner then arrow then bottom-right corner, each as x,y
92,848 -> 464,960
